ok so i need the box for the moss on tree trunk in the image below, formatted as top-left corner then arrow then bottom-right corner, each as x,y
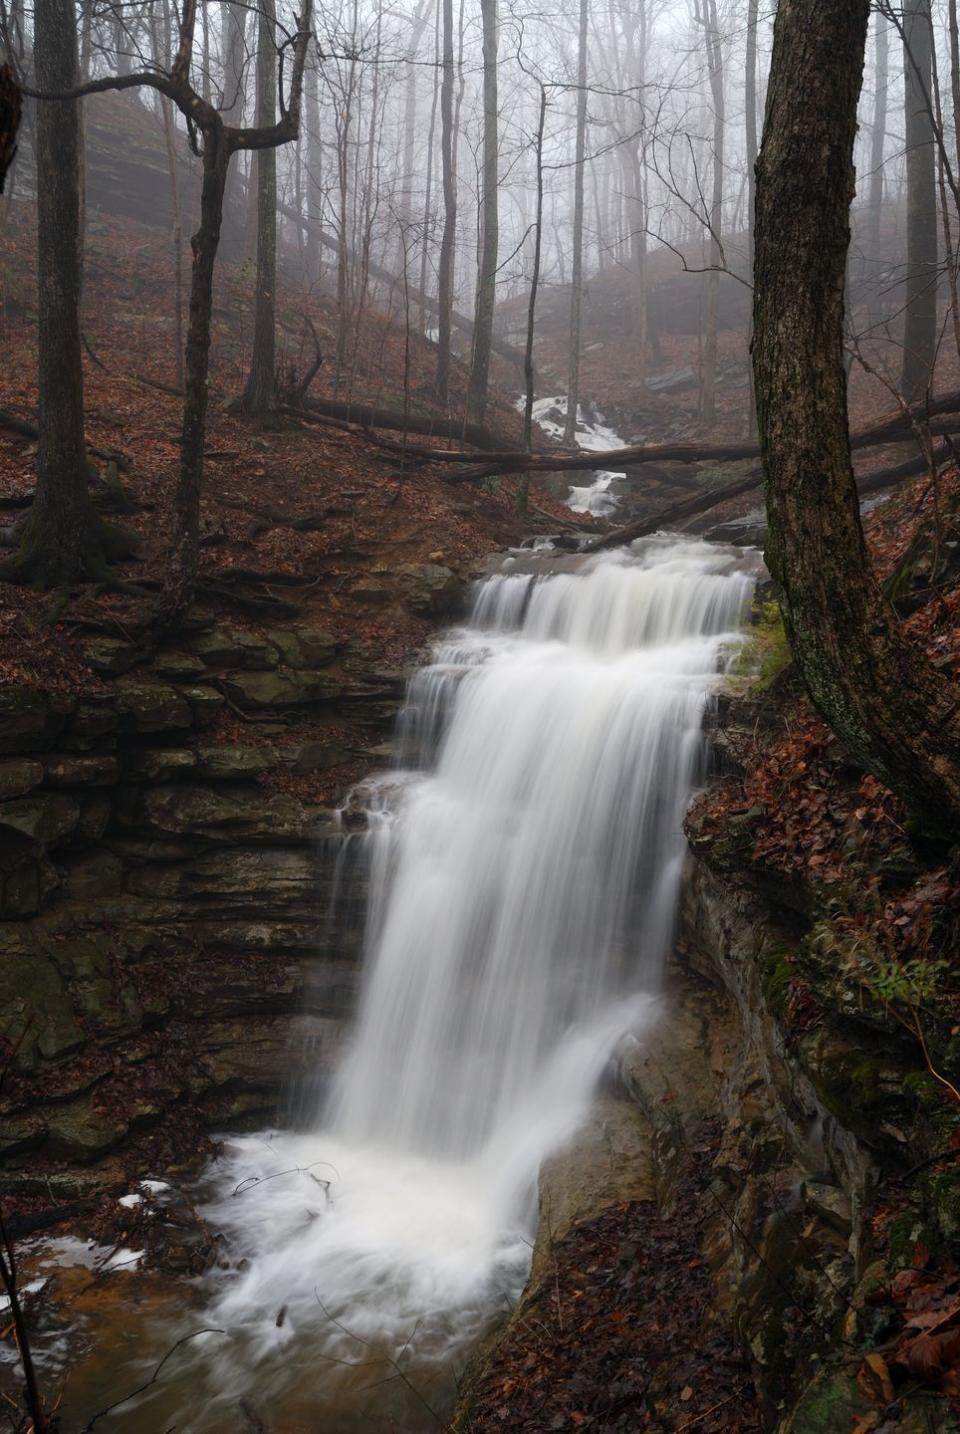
753,0 -> 960,833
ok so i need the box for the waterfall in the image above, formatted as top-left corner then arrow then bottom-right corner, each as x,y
190,537 -> 753,1430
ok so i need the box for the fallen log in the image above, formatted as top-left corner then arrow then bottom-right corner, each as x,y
422,390 -> 960,475
584,436 -> 960,552
0,405 -> 128,469
297,396 -> 517,452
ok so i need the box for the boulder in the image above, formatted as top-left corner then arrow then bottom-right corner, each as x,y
266,626 -> 337,669
122,748 -> 197,782
0,758 -> 44,799
222,669 -> 341,713
0,685 -> 67,752
192,746 -> 274,780
152,650 -> 208,681
0,792 -> 81,849
395,562 -> 463,617
44,753 -> 118,788
114,783 -> 310,843
83,636 -> 140,676
111,680 -> 193,733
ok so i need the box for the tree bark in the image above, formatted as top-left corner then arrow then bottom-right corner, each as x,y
563,0 -> 588,447
900,0 -> 938,401
866,12 -> 889,327
466,0 -> 498,425
435,0 -> 457,401
239,0 -> 278,422
754,0 -> 960,830
5,0 -> 107,585
0,62 -> 20,191
698,0 -> 724,428
518,83 -> 546,515
152,131 -> 229,629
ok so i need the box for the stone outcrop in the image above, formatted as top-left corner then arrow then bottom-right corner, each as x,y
0,620 -> 411,1186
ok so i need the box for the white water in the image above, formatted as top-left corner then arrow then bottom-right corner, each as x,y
527,394 -> 626,514
124,537 -> 752,1429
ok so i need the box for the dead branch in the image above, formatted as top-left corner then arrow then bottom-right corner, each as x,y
80,1328 -> 227,1431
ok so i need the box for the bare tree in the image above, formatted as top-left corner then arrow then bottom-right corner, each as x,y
240,0 -> 280,422
466,0 -> 499,425
3,0 -> 108,586
901,0 -> 938,400
435,0 -> 457,400
562,0 -> 588,446
24,0 -> 314,623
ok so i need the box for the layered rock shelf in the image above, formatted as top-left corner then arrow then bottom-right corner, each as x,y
0,604 -> 436,1188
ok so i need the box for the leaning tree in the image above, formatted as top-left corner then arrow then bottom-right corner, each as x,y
20,0 -> 314,626
752,0 -> 960,830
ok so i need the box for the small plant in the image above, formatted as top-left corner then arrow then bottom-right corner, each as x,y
732,597 -> 793,690
859,954 -> 960,1106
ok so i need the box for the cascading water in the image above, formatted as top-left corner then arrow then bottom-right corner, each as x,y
114,537 -> 754,1431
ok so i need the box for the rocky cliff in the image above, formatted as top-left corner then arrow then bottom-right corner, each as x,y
0,563 -> 464,1194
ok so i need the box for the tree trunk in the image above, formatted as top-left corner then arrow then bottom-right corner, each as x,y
466,0 -> 498,425
153,131 -> 229,629
866,12 -> 889,327
5,0 -> 106,585
753,0 -> 960,831
304,49 -> 321,284
900,0 -> 938,401
239,0 -> 278,422
562,0 -> 588,447
435,0 -> 456,401
0,63 -> 20,192
699,0 -> 724,428
518,83 -> 546,515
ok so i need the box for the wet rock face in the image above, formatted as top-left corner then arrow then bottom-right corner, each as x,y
0,622 -> 404,1184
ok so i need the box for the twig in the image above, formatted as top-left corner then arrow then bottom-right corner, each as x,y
80,1328 -> 227,1431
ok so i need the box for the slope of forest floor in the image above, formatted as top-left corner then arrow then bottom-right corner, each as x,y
0,202 -> 577,708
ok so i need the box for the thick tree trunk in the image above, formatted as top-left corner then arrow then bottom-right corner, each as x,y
435,0 -> 456,401
754,0 -> 960,831
900,0 -> 938,401
466,0 -> 498,426
239,0 -> 278,422
562,0 -> 588,447
6,0 -> 107,585
0,63 -> 20,191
